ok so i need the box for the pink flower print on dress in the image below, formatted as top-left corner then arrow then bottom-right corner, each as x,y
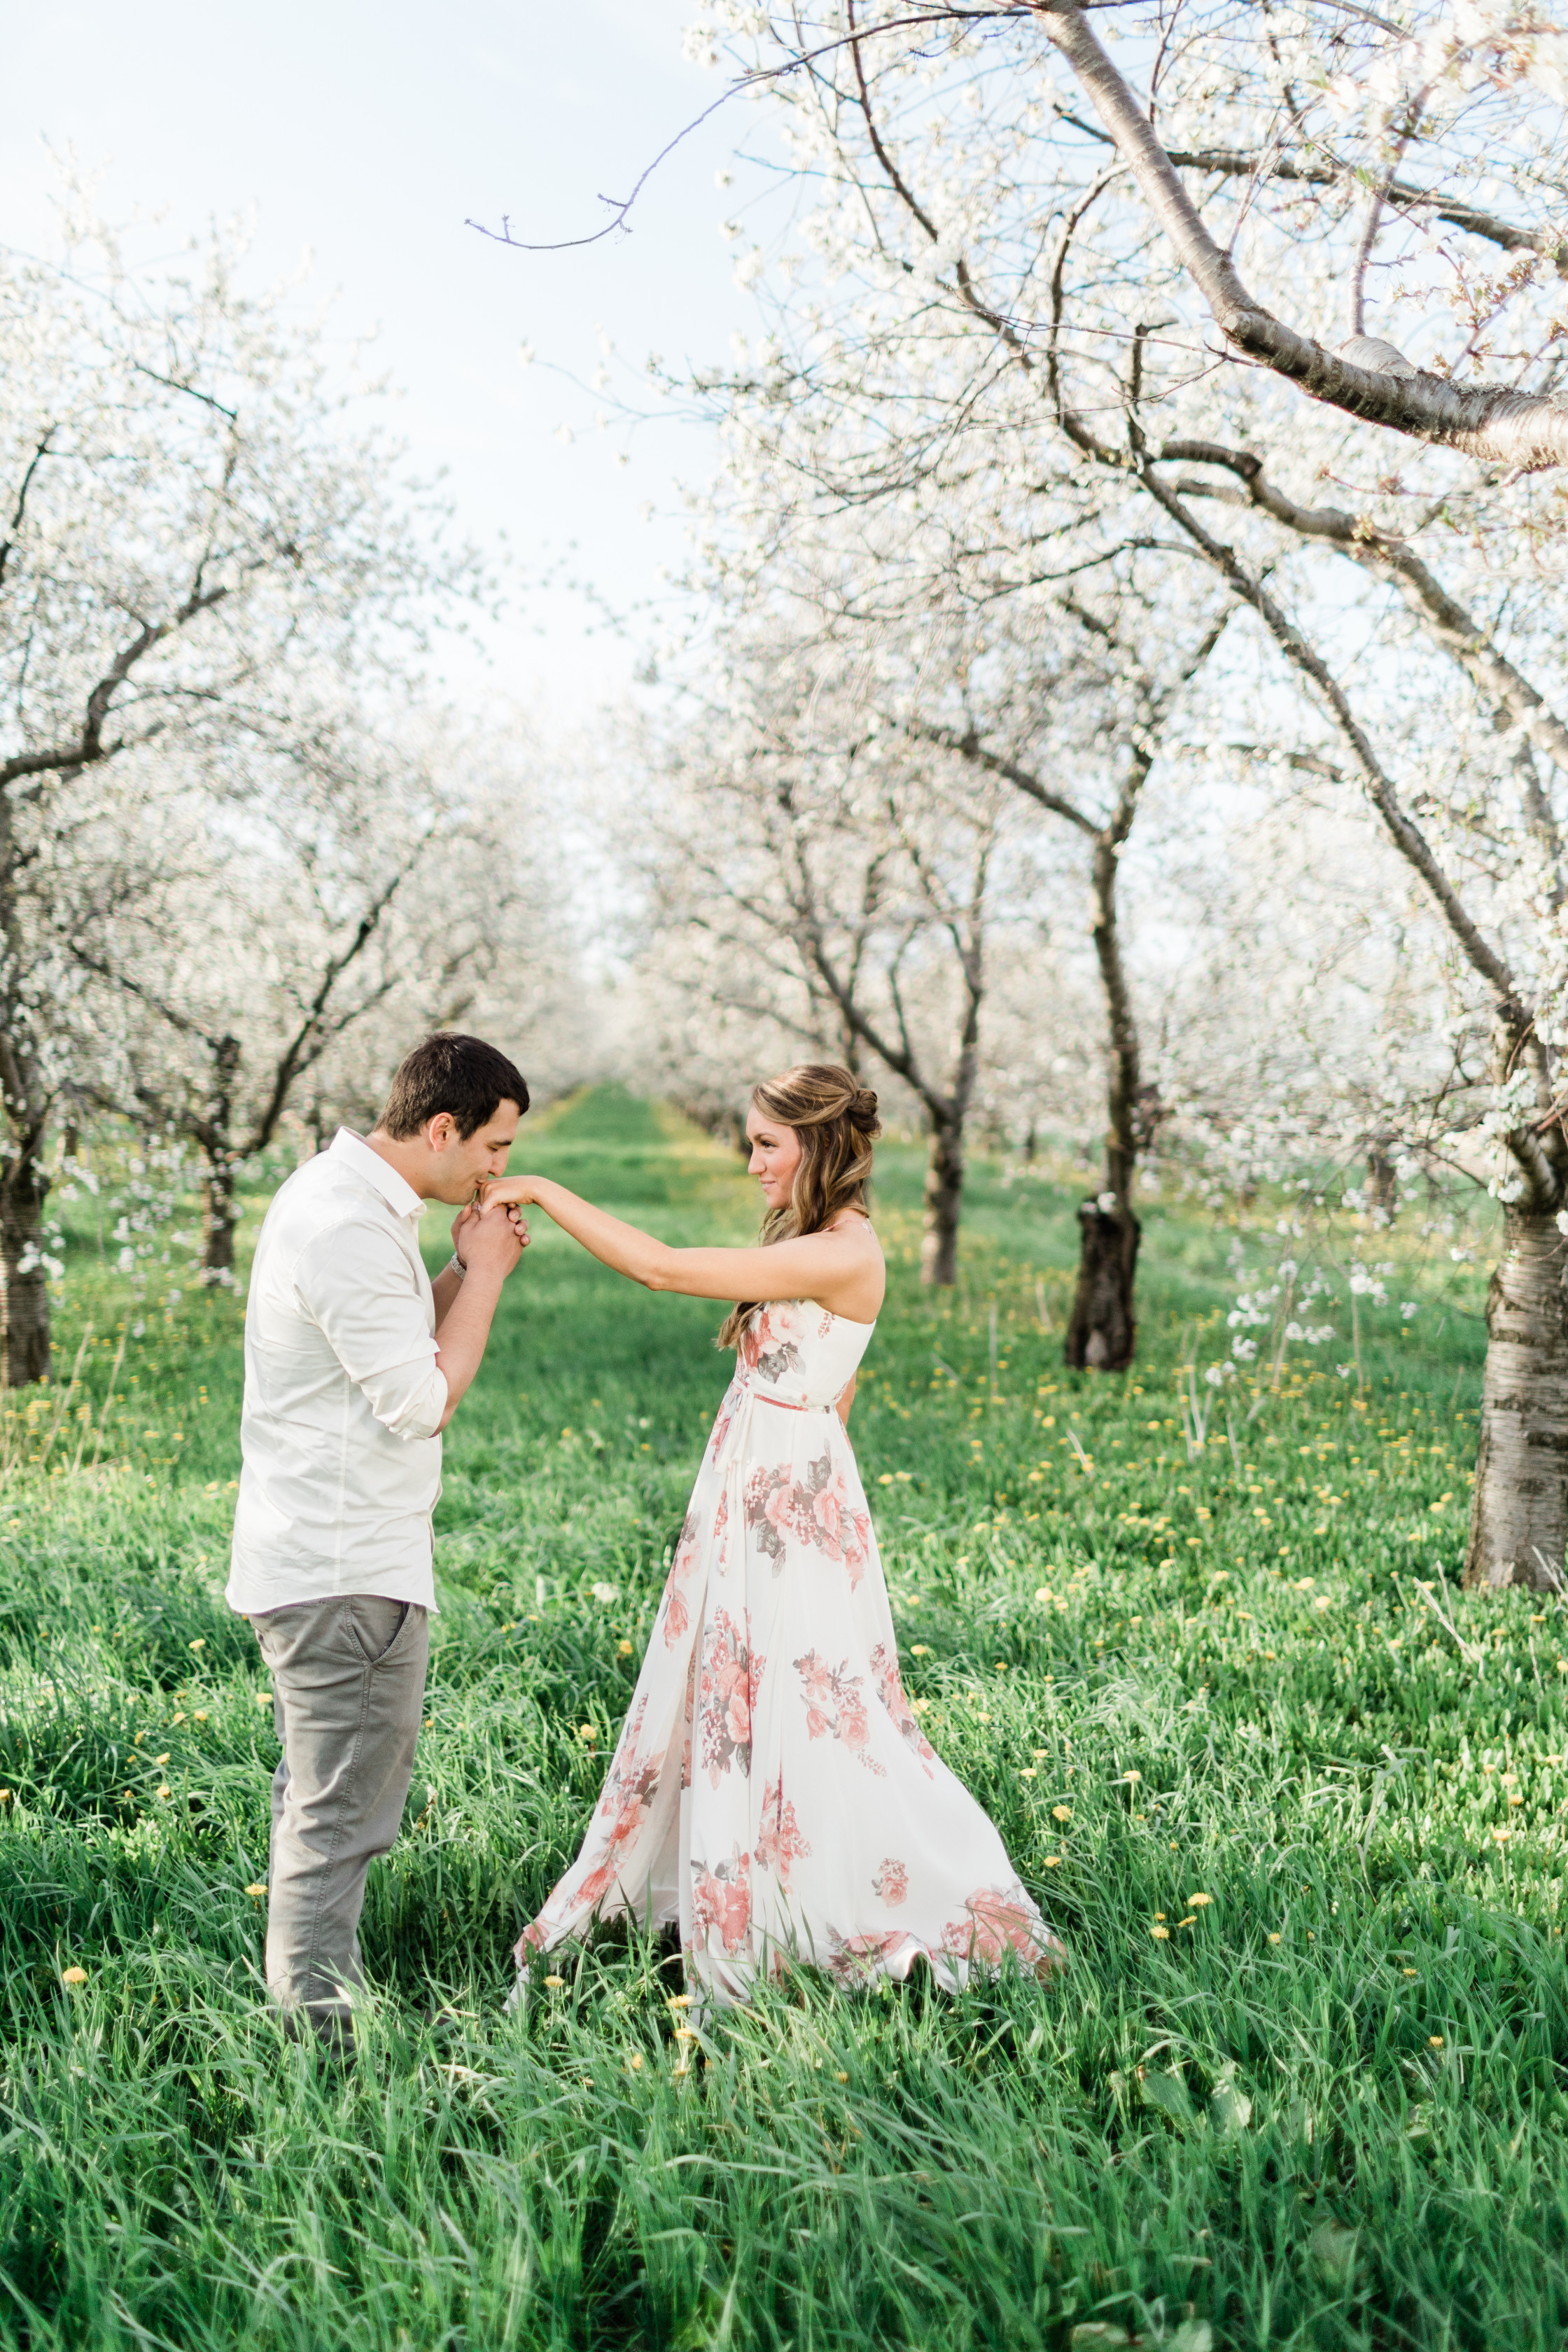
691,1845 -> 751,1954
659,1506 -> 703,1646
739,1305 -> 804,1387
707,1382 -> 741,1464
872,1857 -> 908,1906
938,1884 -> 1058,1974
871,1644 -> 936,1775
827,1927 -> 910,1980
754,1777 -> 812,1889
698,1608 -> 760,1788
713,1488 -> 731,1575
680,1646 -> 697,1792
745,1452 -> 867,1584
528,1702 -> 663,1931
662,1585 -> 690,1651
792,1650 -> 886,1776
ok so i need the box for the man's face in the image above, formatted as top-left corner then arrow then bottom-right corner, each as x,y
424,1100 -> 522,1205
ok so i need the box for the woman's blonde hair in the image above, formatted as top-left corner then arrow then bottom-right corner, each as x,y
718,1064 -> 881,1349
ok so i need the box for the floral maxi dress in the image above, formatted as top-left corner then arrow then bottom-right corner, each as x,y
514,1298 -> 1062,2005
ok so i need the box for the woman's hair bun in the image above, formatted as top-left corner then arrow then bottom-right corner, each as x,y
850,1086 -> 881,1130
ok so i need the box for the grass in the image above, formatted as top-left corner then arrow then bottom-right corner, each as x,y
0,1086 -> 1564,2348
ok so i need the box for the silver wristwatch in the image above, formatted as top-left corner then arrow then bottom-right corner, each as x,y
447,1252 -> 467,1279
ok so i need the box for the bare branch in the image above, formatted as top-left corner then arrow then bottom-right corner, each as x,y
1032,1 -> 1568,469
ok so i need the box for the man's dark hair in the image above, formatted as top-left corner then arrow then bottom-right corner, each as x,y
377,1034 -> 530,1140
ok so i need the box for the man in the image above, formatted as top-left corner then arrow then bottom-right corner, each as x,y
227,1032 -> 528,2047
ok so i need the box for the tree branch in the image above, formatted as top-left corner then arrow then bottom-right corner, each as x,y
1032,1 -> 1568,469
1158,439 -> 1568,779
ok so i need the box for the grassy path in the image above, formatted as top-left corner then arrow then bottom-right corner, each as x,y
0,1091 -> 1564,2347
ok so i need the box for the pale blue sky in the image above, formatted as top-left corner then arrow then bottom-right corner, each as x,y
4,2 -> 770,719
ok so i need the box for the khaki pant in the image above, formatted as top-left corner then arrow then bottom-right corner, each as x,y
248,1595 -> 430,2034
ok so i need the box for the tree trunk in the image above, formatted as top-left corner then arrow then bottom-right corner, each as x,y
1064,1200 -> 1141,1371
921,1120 -> 965,1287
1464,1205 -> 1568,1590
0,1147 -> 51,1385
202,1152 -> 239,1276
1366,1139 -> 1396,1218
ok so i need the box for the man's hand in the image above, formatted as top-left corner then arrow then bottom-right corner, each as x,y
450,1201 -> 482,1269
464,1194 -> 528,1280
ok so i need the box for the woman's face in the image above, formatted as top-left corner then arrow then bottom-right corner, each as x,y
746,1105 -> 803,1212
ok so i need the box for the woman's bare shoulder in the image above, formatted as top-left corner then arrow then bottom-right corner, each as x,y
825,1209 -> 883,1254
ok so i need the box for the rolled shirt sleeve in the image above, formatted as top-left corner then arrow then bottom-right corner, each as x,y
294,1222 -> 449,1442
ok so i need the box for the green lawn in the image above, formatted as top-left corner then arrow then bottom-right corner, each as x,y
1,1088 -> 1564,2349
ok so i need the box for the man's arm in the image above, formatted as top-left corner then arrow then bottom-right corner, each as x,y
433,1199 -> 524,1429
430,1203 -> 482,1324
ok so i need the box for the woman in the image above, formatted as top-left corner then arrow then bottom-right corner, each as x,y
485,1065 -> 1061,2008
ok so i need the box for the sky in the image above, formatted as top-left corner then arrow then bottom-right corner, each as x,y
3,1 -> 773,723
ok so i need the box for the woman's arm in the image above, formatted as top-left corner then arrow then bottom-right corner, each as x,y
481,1175 -> 883,1315
836,1373 -> 856,1429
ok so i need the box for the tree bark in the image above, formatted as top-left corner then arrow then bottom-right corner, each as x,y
1366,1140 -> 1396,1218
1464,1207 -> 1568,1591
1064,1201 -> 1140,1371
201,1152 -> 239,1275
0,1150 -> 50,1386
921,1118 -> 965,1286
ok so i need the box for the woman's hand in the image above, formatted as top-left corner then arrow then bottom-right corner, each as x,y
478,1175 -> 540,1209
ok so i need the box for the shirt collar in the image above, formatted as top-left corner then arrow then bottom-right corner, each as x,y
328,1128 -> 426,1222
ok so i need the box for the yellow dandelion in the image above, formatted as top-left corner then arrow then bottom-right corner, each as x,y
155,1752 -> 170,1766
578,1723 -> 597,1741
1177,1915 -> 1197,1928
1121,1770 -> 1142,1784
976,1712 -> 992,1724
626,2052 -> 644,2071
1043,1855 -> 1063,1868
1429,2034 -> 1444,2048
187,1639 -> 205,1653
1268,1932 -> 1281,1944
255,1692 -> 272,1708
617,1640 -> 634,1656
1020,1768 -> 1037,1779
61,1966 -> 88,1985
543,1975 -> 566,1989
0,1789 -> 10,1802
1186,1892 -> 1212,1907
193,1711 -> 208,1723
156,1785 -> 172,1800
911,1644 -> 929,1656
667,1993 -> 692,2008
244,1882 -> 267,1899
1402,1968 -> 1418,1978
1151,1924 -> 1170,1940
1052,1805 -> 1072,1822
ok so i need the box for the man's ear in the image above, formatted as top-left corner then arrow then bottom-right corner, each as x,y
427,1112 -> 456,1152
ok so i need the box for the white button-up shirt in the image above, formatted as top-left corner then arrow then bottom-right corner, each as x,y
227,1129 -> 448,1616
